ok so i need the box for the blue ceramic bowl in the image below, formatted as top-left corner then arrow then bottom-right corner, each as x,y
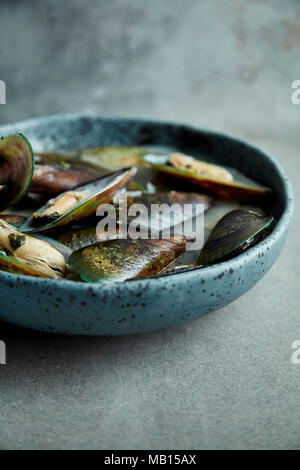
0,115 -> 294,335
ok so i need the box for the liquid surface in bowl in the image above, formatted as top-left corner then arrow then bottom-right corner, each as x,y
0,137 -> 274,283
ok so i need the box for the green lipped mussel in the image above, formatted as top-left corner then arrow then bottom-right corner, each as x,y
77,146 -> 159,170
32,152 -> 109,195
21,167 -> 137,232
0,133 -> 275,282
68,237 -> 186,283
56,191 -> 213,250
0,134 -> 34,210
143,153 -> 272,202
198,209 -> 274,266
0,219 -> 68,278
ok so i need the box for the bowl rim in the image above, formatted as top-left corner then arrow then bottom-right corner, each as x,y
0,113 -> 294,292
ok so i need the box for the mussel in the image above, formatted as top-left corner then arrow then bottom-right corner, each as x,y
0,134 -> 34,210
0,219 -> 68,278
56,191 -> 212,250
157,203 -> 268,275
77,146 -> 154,170
143,153 -> 272,202
21,167 -> 137,232
32,233 -> 72,261
0,132 -> 275,283
56,225 -> 110,251
32,152 -> 109,195
124,191 -> 213,236
0,252 -> 64,279
198,209 -> 274,265
68,237 -> 186,283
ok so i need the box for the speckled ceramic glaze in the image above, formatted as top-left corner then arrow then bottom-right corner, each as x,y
0,115 -> 294,335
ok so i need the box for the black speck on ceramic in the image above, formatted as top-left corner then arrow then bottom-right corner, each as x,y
0,115 -> 294,335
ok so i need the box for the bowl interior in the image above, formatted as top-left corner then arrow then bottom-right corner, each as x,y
1,115 -> 290,223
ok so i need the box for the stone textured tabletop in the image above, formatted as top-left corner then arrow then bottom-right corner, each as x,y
0,0 -> 299,449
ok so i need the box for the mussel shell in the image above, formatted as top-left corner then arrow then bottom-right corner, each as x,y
198,209 -> 274,265
77,146 -> 152,170
0,219 -> 68,277
124,191 -> 213,237
56,226 -> 112,251
133,165 -> 194,194
56,191 -> 212,251
21,167 -> 137,233
0,134 -> 34,210
143,154 -> 272,202
125,191 -> 213,210
68,237 -> 186,283
0,252 -> 61,279
32,152 -> 108,195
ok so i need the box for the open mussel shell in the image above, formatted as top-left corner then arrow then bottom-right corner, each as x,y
32,152 -> 109,195
68,237 -> 186,283
124,191 -> 213,236
0,134 -> 34,210
0,219 -> 68,278
143,153 -> 272,202
21,167 -> 137,233
0,252 -> 63,279
198,209 -> 274,266
56,191 -> 213,251
77,146 -> 154,171
125,191 -> 213,211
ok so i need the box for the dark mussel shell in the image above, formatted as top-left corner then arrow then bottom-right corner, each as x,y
198,209 -> 274,265
0,134 -> 34,210
32,152 -> 109,195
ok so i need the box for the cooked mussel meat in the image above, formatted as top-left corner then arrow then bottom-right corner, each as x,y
21,167 -> 137,232
0,219 -> 68,278
143,153 -> 271,202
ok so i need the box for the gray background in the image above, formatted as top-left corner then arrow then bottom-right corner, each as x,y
0,0 -> 299,450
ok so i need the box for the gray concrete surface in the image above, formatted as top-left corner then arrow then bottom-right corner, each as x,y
0,0 -> 299,450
